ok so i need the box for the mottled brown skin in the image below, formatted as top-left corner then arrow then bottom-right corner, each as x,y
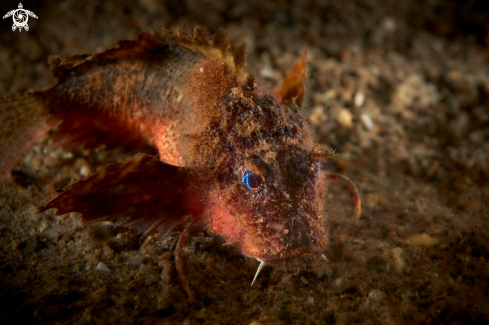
1,27 -> 336,300
198,85 -> 327,268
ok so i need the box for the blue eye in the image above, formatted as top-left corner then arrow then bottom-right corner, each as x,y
240,169 -> 264,193
312,162 -> 321,174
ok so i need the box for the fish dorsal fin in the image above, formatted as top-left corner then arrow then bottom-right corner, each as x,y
48,54 -> 91,81
172,27 -> 247,79
49,27 -> 248,83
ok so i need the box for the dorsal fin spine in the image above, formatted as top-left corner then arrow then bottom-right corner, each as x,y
176,28 -> 193,45
193,26 -> 210,47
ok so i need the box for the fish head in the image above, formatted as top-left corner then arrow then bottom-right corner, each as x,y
231,149 -> 327,269
204,83 -> 328,269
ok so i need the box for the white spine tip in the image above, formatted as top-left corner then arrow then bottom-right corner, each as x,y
251,260 -> 266,287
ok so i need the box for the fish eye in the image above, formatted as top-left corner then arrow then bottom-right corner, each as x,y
311,162 -> 321,174
240,168 -> 264,193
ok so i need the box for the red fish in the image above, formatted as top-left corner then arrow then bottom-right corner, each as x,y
0,27 -> 360,302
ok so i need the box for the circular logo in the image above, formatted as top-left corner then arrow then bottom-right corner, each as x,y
3,3 -> 38,32
13,9 -> 28,28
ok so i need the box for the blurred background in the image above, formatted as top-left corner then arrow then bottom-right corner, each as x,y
1,0 -> 488,324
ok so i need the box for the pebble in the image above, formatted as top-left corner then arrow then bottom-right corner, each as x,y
382,17 -> 397,32
337,108 -> 353,128
354,91 -> 365,107
309,106 -> 328,126
95,262 -> 110,273
360,113 -> 374,131
42,226 -> 61,238
391,247 -> 406,272
407,233 -> 438,247
368,289 -> 387,302
75,158 -> 91,177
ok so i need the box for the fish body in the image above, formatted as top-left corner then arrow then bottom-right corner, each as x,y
0,27 -> 359,300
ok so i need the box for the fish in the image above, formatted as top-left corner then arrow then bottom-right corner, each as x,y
0,27 -> 361,302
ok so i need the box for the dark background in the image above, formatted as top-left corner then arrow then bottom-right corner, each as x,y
1,0 -> 488,324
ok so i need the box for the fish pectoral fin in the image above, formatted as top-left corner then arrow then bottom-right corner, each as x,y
39,153 -> 189,238
274,54 -> 307,107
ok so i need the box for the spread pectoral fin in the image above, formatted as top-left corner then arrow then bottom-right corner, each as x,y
274,54 -> 307,107
39,154 -> 189,238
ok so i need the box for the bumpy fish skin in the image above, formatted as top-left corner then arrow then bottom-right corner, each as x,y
200,84 -> 327,269
45,29 -> 246,167
0,27 -> 358,301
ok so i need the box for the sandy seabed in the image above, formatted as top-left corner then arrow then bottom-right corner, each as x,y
1,0 -> 488,324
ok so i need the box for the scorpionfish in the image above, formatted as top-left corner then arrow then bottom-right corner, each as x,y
0,27 -> 360,302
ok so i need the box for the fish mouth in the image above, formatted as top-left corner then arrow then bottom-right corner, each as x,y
248,246 -> 321,287
259,214 -> 321,268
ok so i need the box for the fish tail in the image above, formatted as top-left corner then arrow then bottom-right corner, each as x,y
0,92 -> 58,183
